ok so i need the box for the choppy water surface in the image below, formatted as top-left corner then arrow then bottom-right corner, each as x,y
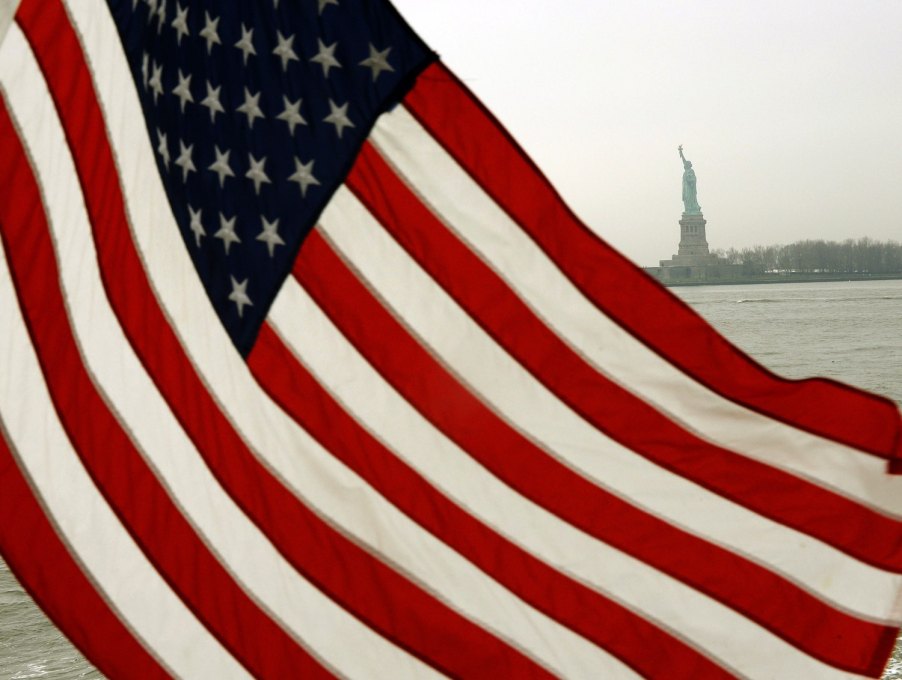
674,279 -> 902,402
1,280 -> 900,677
0,560 -> 99,679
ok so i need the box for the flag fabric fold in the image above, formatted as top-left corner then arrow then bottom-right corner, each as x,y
1,0 -> 901,678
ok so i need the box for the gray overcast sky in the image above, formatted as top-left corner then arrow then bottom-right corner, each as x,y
391,0 -> 902,266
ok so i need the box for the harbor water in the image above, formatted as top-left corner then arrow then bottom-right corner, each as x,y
1,279 -> 901,677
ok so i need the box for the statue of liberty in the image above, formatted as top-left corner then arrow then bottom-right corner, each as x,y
678,145 -> 702,215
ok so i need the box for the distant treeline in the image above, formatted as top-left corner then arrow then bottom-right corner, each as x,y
711,238 -> 902,274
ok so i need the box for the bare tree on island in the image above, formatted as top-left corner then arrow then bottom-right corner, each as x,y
712,239 -> 902,275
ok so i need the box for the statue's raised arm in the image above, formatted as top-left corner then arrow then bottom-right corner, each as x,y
678,145 -> 702,214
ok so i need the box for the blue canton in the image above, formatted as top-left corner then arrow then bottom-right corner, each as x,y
107,0 -> 435,355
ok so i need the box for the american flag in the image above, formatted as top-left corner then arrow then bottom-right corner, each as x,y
1,0 -> 901,677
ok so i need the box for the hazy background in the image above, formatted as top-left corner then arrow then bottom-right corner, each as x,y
391,0 -> 902,267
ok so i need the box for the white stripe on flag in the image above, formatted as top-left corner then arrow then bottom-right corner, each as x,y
0,0 -> 20,45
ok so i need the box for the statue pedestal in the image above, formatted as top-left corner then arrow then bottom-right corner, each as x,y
675,212 -> 709,261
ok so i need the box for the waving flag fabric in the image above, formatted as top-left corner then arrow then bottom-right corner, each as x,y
1,0 -> 901,677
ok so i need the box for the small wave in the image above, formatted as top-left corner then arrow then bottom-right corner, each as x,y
735,297 -> 818,304
736,296 -> 902,304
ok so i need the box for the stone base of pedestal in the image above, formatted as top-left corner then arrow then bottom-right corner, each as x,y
661,253 -> 719,267
646,257 -> 744,284
677,212 -> 709,258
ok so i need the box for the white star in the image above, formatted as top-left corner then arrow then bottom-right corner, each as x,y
171,3 -> 189,45
188,205 -> 205,247
228,276 -> 253,317
256,217 -> 285,257
288,157 -> 320,198
276,96 -> 306,134
155,0 -> 166,33
199,11 -> 221,54
141,52 -> 149,89
174,140 -> 196,182
208,146 -> 235,187
172,69 -> 193,112
236,88 -> 264,128
309,38 -> 341,77
156,129 -> 170,169
145,0 -> 157,23
272,31 -> 299,71
148,61 -> 163,103
215,213 -> 241,254
318,0 -> 338,14
201,82 -> 225,122
359,43 -> 394,82
245,154 -> 271,195
323,99 -> 355,139
234,24 -> 256,64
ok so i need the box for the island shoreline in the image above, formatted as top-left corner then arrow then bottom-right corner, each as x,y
655,273 -> 902,287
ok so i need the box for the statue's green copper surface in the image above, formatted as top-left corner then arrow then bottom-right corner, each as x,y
678,145 -> 702,215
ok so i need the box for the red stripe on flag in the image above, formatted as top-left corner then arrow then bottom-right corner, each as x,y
250,322 -> 732,679
347,140 -> 902,575
403,62 -> 902,468
13,3 -> 556,676
295,228 -> 899,677
0,95 -> 326,679
0,428 -> 171,680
